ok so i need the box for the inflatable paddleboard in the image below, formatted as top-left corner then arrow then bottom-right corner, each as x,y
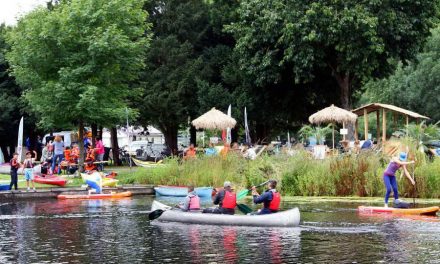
358,206 -> 439,216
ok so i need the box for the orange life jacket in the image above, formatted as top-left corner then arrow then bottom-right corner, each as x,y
221,190 -> 236,209
268,191 -> 281,211
64,149 -> 71,162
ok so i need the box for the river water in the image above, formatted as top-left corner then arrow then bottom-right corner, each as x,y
0,196 -> 439,263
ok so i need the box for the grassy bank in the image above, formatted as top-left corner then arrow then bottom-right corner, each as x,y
0,174 -> 83,188
117,150 -> 440,199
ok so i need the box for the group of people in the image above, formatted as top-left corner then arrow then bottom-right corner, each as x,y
8,135 -> 106,191
9,150 -> 38,191
39,135 -> 105,174
178,180 -> 281,215
184,142 -> 258,160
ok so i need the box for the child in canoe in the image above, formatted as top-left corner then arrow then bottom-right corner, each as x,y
383,152 -> 415,208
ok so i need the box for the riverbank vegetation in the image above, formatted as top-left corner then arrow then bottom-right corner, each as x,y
119,147 -> 440,199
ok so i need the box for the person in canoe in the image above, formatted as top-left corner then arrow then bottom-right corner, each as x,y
178,186 -> 201,212
202,181 -> 236,215
383,152 -> 415,208
251,179 -> 281,214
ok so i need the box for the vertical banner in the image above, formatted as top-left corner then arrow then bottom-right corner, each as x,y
17,116 -> 24,162
226,105 -> 232,144
244,107 -> 251,145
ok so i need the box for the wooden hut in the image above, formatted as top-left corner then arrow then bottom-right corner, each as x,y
351,103 -> 429,143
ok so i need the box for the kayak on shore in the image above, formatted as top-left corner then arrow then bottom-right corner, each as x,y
154,186 -> 213,197
57,191 -> 132,200
33,175 -> 68,187
150,201 -> 300,227
358,206 -> 439,216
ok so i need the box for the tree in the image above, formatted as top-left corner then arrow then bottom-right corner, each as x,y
227,0 -> 438,110
361,26 -> 440,121
7,0 -> 150,166
139,0 -> 209,151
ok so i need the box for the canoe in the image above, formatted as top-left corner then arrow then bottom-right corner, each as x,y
132,157 -> 164,168
81,173 -> 118,187
358,206 -> 439,216
0,183 -> 9,191
151,201 -> 300,227
154,186 -> 213,197
153,205 -> 300,227
57,191 -> 132,200
33,175 -> 68,187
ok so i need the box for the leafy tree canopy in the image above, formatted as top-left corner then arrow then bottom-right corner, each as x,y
6,0 -> 150,130
227,0 -> 438,109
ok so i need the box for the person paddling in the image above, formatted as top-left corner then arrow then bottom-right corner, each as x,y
383,152 -> 415,208
178,186 -> 201,212
251,179 -> 281,214
202,181 -> 236,215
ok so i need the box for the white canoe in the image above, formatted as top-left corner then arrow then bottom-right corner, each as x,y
151,201 -> 300,227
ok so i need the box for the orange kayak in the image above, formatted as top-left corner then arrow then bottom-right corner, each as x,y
57,191 -> 132,200
358,206 -> 439,216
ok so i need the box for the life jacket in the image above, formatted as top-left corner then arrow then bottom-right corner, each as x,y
268,191 -> 281,211
188,195 -> 201,210
221,190 -> 236,209
64,149 -> 71,162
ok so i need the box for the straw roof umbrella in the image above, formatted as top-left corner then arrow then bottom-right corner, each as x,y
192,107 -> 237,130
308,104 -> 358,148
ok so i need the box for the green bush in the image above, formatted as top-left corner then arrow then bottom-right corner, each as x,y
118,149 -> 440,198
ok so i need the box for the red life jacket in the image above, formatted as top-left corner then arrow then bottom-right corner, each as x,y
268,191 -> 281,211
221,190 -> 236,209
188,195 -> 200,210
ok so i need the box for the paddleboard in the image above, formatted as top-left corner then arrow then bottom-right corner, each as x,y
358,206 -> 439,216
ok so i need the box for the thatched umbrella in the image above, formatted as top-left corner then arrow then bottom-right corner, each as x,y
192,107 -> 237,130
308,104 -> 358,148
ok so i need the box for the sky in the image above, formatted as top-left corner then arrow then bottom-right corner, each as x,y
0,0 -> 47,26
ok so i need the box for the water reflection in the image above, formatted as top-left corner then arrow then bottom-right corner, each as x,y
0,197 -> 439,263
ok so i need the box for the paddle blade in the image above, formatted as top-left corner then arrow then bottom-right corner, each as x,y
237,204 -> 253,214
236,189 -> 249,200
148,209 -> 164,221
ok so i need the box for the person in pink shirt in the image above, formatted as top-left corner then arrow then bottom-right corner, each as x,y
95,137 -> 105,171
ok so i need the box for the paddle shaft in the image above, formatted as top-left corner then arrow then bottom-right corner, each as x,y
412,162 -> 416,206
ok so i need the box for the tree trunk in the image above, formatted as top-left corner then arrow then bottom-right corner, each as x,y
78,122 -> 85,173
255,123 -> 270,144
91,123 -> 97,147
110,127 -> 121,166
335,72 -> 351,110
335,71 -> 355,140
162,125 -> 178,155
190,125 -> 197,146
231,128 -> 238,144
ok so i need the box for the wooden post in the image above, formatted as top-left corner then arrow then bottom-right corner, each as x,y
382,108 -> 387,142
354,119 -> 358,141
393,112 -> 397,131
406,115 -> 409,136
376,110 -> 380,144
364,108 -> 369,140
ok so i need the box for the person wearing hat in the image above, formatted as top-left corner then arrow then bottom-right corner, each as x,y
251,179 -> 281,214
383,152 -> 415,208
202,181 -> 236,215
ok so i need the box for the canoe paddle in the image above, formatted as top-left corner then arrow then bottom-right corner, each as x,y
148,209 -> 165,221
236,204 -> 253,214
236,180 -> 270,200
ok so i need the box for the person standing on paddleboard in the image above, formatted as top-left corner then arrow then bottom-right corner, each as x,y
383,152 -> 415,208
